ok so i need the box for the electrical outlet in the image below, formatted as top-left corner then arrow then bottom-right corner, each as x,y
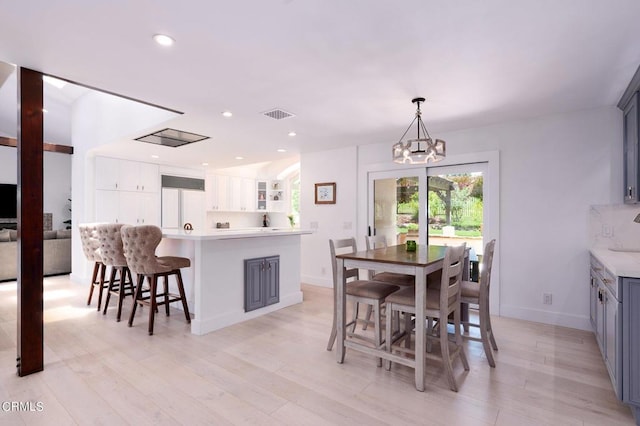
321,267 -> 326,275
602,224 -> 613,238
543,293 -> 553,305
343,221 -> 352,230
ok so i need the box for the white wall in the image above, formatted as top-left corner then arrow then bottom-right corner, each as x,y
300,106 -> 622,330
70,90 -> 178,283
300,145 -> 359,286
0,146 -> 71,230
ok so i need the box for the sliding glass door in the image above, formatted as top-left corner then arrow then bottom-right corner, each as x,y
427,163 -> 488,260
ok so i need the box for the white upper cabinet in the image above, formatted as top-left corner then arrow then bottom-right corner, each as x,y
95,157 -> 120,190
207,174 -> 255,212
206,174 -> 230,211
95,157 -> 159,193
229,176 -> 256,212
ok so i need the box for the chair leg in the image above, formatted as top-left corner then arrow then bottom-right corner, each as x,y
374,300 -> 382,367
439,315 -> 458,392
128,274 -> 144,327
327,317 -> 337,351
97,263 -> 107,311
385,302 -> 393,371
148,275 -> 158,335
487,311 -> 498,351
160,275 -> 168,316
87,262 -> 99,305
362,305 -> 373,330
350,302 -> 359,334
175,270 -> 191,323
455,306 -> 470,372
480,304 -> 496,367
103,267 -> 117,315
115,267 -> 128,322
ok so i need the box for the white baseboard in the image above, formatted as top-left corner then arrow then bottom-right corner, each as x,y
190,291 -> 304,335
301,274 -> 332,288
499,304 -> 591,331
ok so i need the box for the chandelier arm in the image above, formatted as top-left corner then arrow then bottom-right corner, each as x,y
397,116 -> 418,143
418,117 -> 431,140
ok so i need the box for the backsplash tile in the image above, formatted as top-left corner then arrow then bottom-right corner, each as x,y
590,204 -> 640,250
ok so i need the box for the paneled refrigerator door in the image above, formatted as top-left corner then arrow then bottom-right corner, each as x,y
161,188 -> 180,228
182,189 -> 205,231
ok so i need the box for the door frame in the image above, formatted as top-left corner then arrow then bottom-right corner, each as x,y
359,150 -> 500,314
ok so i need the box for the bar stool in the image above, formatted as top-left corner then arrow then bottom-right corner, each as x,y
97,223 -> 135,321
327,238 -> 399,367
461,239 -> 498,367
120,225 -> 191,335
79,223 -> 108,311
385,244 -> 469,392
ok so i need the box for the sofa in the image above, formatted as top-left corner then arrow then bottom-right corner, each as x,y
0,228 -> 72,281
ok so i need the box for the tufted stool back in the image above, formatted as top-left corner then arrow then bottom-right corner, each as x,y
79,223 -> 102,262
96,223 -> 128,267
120,225 -> 172,275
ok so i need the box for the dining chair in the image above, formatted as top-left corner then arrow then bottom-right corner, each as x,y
326,238 -> 400,366
460,239 -> 498,367
365,235 -> 415,286
121,225 -> 191,335
385,243 -> 469,392
79,223 -> 108,311
97,223 -> 135,322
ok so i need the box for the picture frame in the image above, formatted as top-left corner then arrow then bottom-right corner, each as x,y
315,182 -> 336,204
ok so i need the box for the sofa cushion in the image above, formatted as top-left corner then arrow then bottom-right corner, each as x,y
56,229 -> 71,239
9,230 -> 17,241
43,230 -> 57,240
0,229 -> 10,242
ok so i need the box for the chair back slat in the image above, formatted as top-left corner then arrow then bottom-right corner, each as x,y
440,243 -> 466,309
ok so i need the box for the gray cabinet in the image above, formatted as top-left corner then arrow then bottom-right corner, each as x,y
244,256 -> 279,312
623,278 -> 640,420
589,256 -> 622,399
623,93 -> 640,203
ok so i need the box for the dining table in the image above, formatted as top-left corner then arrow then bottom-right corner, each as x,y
335,243 -> 469,392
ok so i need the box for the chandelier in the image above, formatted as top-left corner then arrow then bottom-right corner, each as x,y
392,97 -> 445,164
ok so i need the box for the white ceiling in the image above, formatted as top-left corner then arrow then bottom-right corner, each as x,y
1,1 -> 640,169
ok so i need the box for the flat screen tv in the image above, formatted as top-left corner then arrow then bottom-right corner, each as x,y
0,184 -> 17,219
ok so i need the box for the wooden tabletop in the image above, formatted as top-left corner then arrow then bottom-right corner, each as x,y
336,244 -> 448,267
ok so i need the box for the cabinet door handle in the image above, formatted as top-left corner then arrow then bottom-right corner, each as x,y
628,186 -> 634,199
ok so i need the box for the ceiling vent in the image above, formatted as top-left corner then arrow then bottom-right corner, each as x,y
263,108 -> 295,120
135,128 -> 209,148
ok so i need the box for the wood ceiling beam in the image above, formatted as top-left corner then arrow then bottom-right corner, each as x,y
0,136 -> 73,155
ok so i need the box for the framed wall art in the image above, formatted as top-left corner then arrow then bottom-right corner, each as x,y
314,182 -> 336,204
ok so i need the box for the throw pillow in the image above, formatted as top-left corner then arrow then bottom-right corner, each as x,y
0,229 -> 10,242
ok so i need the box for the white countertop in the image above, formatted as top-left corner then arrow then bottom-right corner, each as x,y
162,227 -> 314,241
590,248 -> 640,278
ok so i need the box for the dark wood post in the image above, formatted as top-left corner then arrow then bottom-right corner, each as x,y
17,67 -> 44,376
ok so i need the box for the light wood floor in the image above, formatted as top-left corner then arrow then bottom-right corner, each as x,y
0,275 -> 635,425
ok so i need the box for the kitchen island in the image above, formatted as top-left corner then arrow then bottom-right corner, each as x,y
157,228 -> 313,335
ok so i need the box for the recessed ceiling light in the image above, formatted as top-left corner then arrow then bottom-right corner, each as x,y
235,156 -> 244,160
277,149 -> 287,153
202,162 -> 209,166
222,111 -> 233,118
153,34 -> 175,47
151,155 -> 159,159
288,131 -> 296,137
